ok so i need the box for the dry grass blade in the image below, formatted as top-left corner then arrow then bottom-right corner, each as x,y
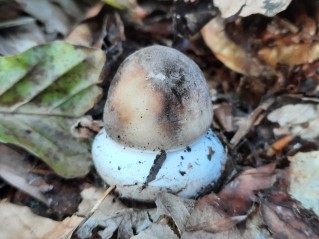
70,185 -> 116,237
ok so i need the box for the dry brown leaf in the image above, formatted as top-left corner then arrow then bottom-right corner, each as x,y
0,0 -> 21,21
132,224 -> 179,239
76,186 -> 159,239
200,163 -> 276,216
65,3 -> 106,48
52,0 -> 82,19
201,16 -> 265,77
76,186 -> 125,238
77,186 -> 106,217
66,24 -> 96,47
182,200 -> 243,239
214,0 -> 292,18
243,209 -> 272,239
0,201 -> 83,239
70,116 -> 103,139
258,43 -> 319,66
214,103 -> 234,132
261,199 -> 319,239
155,193 -> 195,235
186,215 -> 246,233
0,144 -> 49,205
15,0 -> 72,35
84,2 -> 105,19
231,98 -> 275,145
296,13 -> 316,39
0,19 -> 45,55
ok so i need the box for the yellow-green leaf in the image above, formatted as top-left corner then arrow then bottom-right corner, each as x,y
0,41 -> 105,178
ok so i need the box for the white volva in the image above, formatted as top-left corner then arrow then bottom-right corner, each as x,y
93,128 -> 226,200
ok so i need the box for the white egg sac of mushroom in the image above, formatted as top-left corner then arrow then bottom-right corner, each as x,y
92,45 -> 227,201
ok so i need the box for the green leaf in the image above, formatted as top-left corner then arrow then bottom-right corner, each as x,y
0,41 -> 105,178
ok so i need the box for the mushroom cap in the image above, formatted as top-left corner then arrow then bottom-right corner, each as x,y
104,45 -> 212,150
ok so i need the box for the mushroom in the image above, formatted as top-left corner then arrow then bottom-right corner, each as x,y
92,45 -> 226,201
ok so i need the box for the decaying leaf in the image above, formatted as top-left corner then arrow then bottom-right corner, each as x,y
186,215 -> 247,233
214,0 -> 292,18
0,41 -> 105,178
0,201 -> 83,239
132,223 -> 179,239
65,3 -> 106,48
182,199 -> 243,239
243,209 -> 272,239
0,144 -> 49,205
102,0 -> 147,24
201,163 -> 276,216
268,104 -> 317,127
267,103 -> 319,139
76,186 -> 159,239
77,191 -> 195,239
201,16 -> 266,77
0,18 -> 45,55
181,165 -> 277,238
231,98 -> 275,146
258,42 -> 319,66
289,151 -> 319,216
261,198 -> 319,239
52,0 -> 83,19
76,187 -> 125,238
15,0 -> 72,35
78,207 -> 158,239
77,186 -> 107,217
155,193 -> 195,235
214,103 -> 234,132
70,116 -> 103,139
0,0 -> 21,21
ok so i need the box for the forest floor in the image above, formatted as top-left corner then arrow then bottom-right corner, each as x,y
0,0 -> 319,238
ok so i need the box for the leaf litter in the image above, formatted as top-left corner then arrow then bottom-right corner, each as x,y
0,144 -> 50,205
0,201 -> 83,239
1,0 -> 319,238
268,103 -> 319,139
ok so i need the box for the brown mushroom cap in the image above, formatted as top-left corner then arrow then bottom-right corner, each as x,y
103,45 -> 213,150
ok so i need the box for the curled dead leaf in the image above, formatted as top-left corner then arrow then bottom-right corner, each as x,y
70,116 -> 103,139
214,0 -> 292,18
258,43 -> 319,66
201,16 -> 266,77
261,198 -> 319,239
199,163 -> 276,216
0,201 -> 83,239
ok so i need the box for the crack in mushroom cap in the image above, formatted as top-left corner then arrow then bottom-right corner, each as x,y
104,45 -> 213,150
